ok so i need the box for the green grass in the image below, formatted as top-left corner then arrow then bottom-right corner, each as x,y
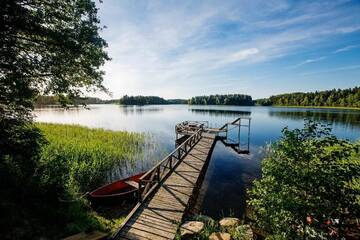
35,123 -> 145,238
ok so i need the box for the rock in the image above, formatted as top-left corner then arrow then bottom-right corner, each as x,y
219,217 -> 241,228
209,232 -> 231,240
180,221 -> 204,238
234,225 -> 254,240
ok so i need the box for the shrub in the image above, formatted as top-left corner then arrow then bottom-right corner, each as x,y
248,121 -> 360,239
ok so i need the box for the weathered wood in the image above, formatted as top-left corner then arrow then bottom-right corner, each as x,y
113,135 -> 216,240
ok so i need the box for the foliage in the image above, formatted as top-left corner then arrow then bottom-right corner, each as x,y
37,123 -> 144,193
255,87 -> 360,108
119,95 -> 168,105
189,94 -> 253,106
119,95 -> 187,105
1,0 -> 109,103
167,99 -> 188,104
248,121 -> 360,239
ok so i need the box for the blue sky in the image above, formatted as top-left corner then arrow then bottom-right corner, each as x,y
97,0 -> 360,99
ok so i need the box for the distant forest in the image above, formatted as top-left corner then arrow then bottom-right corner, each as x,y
256,87 -> 360,108
189,94 -> 253,106
35,95 -> 106,106
119,95 -> 187,105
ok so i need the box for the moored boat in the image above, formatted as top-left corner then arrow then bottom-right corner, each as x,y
87,172 -> 145,205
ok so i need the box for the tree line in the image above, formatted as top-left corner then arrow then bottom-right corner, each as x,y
256,87 -> 360,108
119,95 -> 187,105
188,94 -> 253,106
35,95 -> 106,106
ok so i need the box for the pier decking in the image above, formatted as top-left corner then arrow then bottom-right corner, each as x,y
112,118 -> 250,240
113,134 -> 216,239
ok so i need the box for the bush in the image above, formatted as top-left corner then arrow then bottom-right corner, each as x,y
248,121 -> 360,239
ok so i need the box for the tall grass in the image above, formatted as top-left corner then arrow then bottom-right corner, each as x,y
35,123 -> 145,236
37,123 -> 144,193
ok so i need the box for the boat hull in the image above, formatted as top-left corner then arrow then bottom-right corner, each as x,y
87,172 -> 144,205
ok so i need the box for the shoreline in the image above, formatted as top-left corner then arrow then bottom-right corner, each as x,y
268,105 -> 360,111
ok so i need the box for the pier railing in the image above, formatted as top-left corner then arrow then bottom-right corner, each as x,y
138,128 -> 203,203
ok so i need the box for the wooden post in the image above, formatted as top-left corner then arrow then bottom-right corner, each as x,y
138,181 -> 142,203
157,167 -> 160,182
169,156 -> 172,169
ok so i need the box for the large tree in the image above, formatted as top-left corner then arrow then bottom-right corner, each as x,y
0,0 -> 109,237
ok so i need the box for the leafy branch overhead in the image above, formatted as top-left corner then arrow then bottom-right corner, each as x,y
1,0 -> 110,107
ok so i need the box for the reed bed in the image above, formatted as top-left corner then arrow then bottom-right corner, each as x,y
37,122 -> 145,194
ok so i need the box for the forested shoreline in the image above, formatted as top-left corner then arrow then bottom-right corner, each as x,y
256,87 -> 360,108
188,94 -> 254,106
36,87 -> 360,108
118,95 -> 187,105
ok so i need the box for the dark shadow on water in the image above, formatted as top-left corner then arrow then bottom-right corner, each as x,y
194,141 -> 262,220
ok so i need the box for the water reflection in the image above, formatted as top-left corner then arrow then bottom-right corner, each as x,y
269,109 -> 360,131
189,108 -> 251,117
119,105 -> 164,115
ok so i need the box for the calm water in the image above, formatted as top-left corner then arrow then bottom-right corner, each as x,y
34,104 -> 360,219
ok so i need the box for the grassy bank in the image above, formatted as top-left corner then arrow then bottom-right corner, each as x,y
33,123 -> 144,238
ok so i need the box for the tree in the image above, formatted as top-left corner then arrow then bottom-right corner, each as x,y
0,0 -> 109,237
248,121 -> 360,239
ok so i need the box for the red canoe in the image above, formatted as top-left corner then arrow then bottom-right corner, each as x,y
87,172 -> 145,205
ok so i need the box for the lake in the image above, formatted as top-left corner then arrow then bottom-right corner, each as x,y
34,104 -> 360,219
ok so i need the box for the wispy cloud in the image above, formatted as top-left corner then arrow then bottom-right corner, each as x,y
333,44 -> 360,53
294,56 -> 327,67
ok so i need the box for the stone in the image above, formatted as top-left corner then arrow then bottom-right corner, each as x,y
234,225 -> 254,240
180,221 -> 204,238
219,217 -> 241,228
209,232 -> 231,240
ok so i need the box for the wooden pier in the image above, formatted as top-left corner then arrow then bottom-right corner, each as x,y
112,118 -> 250,240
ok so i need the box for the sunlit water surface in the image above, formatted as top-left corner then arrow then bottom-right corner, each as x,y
34,104 -> 360,219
